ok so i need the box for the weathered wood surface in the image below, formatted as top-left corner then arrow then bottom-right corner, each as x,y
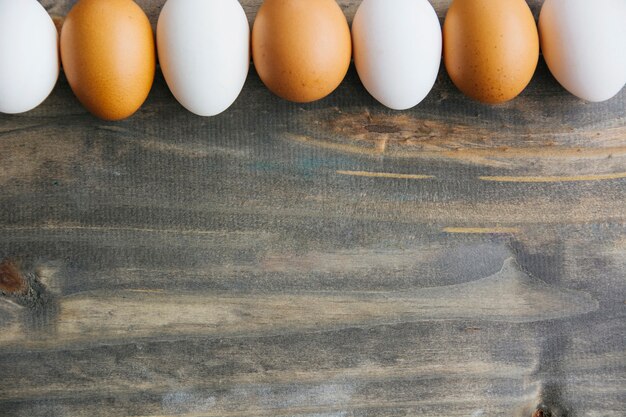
1,1 -> 625,416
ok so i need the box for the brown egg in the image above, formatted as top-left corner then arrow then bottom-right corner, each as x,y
443,0 -> 539,104
60,0 -> 155,120
252,0 -> 352,103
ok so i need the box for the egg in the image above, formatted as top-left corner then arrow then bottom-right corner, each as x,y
443,0 -> 539,104
252,0 -> 351,103
157,0 -> 249,116
352,0 -> 442,110
0,0 -> 59,114
539,0 -> 626,102
60,0 -> 155,121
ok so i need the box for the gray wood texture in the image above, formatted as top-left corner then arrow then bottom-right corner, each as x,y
1,1 -> 625,416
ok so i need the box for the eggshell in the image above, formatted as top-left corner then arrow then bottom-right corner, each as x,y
443,0 -> 539,104
0,0 -> 59,114
157,0 -> 249,116
252,0 -> 351,103
352,0 -> 442,110
60,0 -> 156,121
539,0 -> 626,102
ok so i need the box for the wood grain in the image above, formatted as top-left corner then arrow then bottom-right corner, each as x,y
0,258 -> 600,349
1,1 -> 625,417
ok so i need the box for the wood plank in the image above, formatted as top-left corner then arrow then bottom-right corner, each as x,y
1,1 -> 625,417
0,258 -> 600,348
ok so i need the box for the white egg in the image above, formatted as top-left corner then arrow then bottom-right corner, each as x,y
539,0 -> 626,102
352,0 -> 442,110
157,0 -> 249,117
0,0 -> 59,114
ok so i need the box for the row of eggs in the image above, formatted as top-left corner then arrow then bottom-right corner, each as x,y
1,0 -> 625,120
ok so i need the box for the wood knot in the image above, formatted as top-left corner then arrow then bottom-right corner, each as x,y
532,407 -> 551,417
0,259 -> 28,295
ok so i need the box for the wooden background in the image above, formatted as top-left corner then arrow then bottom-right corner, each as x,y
1,1 -> 625,416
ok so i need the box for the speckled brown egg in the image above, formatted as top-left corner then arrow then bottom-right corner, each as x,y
252,0 -> 352,103
60,0 -> 155,120
443,0 -> 539,104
